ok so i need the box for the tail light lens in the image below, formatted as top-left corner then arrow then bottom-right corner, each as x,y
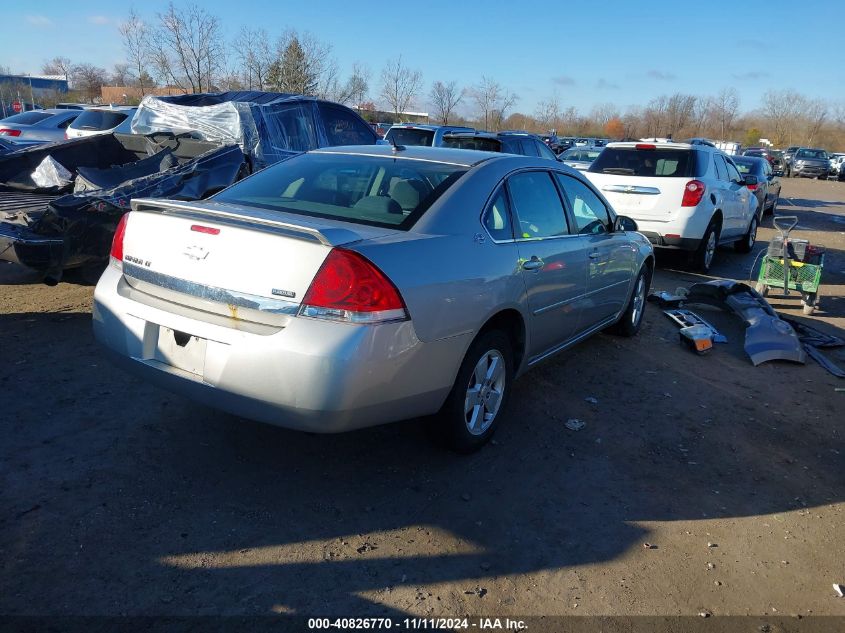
300,248 -> 407,324
0,128 -> 21,136
681,180 -> 706,207
746,183 -> 758,191
109,213 -> 129,268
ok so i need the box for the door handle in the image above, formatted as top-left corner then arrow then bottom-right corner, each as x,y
522,256 -> 545,271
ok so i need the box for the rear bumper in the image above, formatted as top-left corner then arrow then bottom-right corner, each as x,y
92,265 -> 465,433
639,231 -> 701,251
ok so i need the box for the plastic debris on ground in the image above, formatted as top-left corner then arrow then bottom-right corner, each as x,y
31,156 -> 72,189
565,419 -> 586,431
834,584 -> 844,598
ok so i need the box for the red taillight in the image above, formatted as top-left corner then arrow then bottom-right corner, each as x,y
635,143 -> 656,150
0,128 -> 21,136
300,248 -> 407,323
64,131 -> 69,139
681,180 -> 706,207
190,224 -> 220,235
746,183 -> 758,191
110,213 -> 129,265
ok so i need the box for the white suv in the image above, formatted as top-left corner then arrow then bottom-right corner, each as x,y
65,106 -> 137,139
584,140 -> 759,272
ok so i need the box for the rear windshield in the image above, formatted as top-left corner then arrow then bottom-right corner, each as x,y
214,152 -> 467,229
731,159 -> 756,174
0,111 -> 53,125
69,110 -> 130,131
384,127 -> 435,146
589,147 -> 696,177
795,149 -> 827,160
441,136 -> 501,151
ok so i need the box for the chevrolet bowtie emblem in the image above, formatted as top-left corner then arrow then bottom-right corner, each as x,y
183,245 -> 209,261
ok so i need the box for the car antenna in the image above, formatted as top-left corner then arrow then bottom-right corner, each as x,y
388,135 -> 405,152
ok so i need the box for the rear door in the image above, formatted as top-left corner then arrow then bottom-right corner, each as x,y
506,170 -> 587,358
723,156 -> 753,236
556,173 -> 636,326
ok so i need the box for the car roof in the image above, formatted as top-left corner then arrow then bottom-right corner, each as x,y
312,144 -> 501,167
81,106 -> 137,112
607,141 -> 696,150
387,123 -> 471,131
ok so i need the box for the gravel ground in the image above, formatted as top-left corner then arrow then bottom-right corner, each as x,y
1,177 -> 843,620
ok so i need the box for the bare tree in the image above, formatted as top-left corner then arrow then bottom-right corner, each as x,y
233,27 -> 273,90
761,89 -> 805,146
472,76 -> 517,131
119,9 -> 151,95
534,93 -> 561,131
151,2 -> 225,93
72,63 -> 108,102
802,99 -> 827,146
429,80 -> 463,125
664,93 -> 697,137
380,56 -> 423,117
109,63 -> 133,86
711,88 -> 739,139
42,57 -> 74,81
590,102 -> 619,129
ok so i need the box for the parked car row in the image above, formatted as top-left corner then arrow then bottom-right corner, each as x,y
0,105 -> 137,145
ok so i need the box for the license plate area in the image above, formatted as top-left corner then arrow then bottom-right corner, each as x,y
155,326 -> 207,376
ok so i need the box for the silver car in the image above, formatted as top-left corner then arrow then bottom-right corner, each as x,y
0,109 -> 81,143
93,146 -> 654,451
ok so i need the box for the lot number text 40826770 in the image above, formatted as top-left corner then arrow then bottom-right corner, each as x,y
307,617 -> 527,630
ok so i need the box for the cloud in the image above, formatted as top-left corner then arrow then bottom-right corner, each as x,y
88,15 -> 111,25
732,71 -> 769,80
596,79 -> 619,90
552,75 -> 576,86
647,70 -> 676,81
25,15 -> 53,27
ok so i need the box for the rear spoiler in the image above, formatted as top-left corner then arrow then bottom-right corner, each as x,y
130,198 -> 364,247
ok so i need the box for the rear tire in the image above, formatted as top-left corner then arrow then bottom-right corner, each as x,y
693,219 -> 720,273
430,330 -> 513,453
608,265 -> 650,337
767,197 -> 777,216
735,215 -> 758,254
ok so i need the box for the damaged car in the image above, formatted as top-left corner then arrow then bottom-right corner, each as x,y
0,91 -> 378,284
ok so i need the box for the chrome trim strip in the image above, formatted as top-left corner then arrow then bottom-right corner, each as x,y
602,185 -> 660,195
123,262 -> 299,316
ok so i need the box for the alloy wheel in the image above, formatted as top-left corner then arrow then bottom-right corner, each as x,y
464,350 -> 506,436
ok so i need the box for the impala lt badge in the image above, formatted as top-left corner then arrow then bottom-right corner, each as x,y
183,245 -> 209,261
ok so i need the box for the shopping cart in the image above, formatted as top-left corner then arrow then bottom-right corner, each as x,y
755,215 -> 825,315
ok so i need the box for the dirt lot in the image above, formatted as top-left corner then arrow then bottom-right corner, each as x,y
1,177 -> 844,623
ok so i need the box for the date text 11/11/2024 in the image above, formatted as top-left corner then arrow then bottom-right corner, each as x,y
307,617 -> 528,630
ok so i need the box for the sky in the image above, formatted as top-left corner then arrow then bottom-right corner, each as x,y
1,0 -> 843,117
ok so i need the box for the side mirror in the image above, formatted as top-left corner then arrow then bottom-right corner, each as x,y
614,215 -> 638,232
743,175 -> 758,187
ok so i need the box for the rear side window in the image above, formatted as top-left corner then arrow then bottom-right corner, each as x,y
555,174 -> 610,235
57,115 -> 78,129
385,127 -> 435,146
507,171 -> 569,238
518,139 -> 539,157
714,155 -> 729,181
69,110 -> 129,131
0,111 -> 53,125
500,138 -> 522,155
482,187 -> 514,241
725,159 -> 742,183
213,152 -> 466,230
537,141 -> 558,160
318,103 -> 377,146
589,147 -> 694,177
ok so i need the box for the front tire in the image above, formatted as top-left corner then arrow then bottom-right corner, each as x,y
735,215 -> 758,253
694,219 -> 720,273
431,330 -> 513,453
608,265 -> 651,337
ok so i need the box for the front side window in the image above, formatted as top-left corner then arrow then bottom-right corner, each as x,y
555,174 -> 610,235
507,171 -> 569,239
482,187 -> 513,241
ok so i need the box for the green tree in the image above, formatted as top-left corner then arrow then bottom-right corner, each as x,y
743,127 -> 762,147
268,36 -> 318,95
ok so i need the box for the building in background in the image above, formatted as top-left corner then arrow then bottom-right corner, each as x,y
0,74 -> 69,116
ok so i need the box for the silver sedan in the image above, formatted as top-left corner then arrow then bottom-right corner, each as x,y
93,146 -> 654,451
